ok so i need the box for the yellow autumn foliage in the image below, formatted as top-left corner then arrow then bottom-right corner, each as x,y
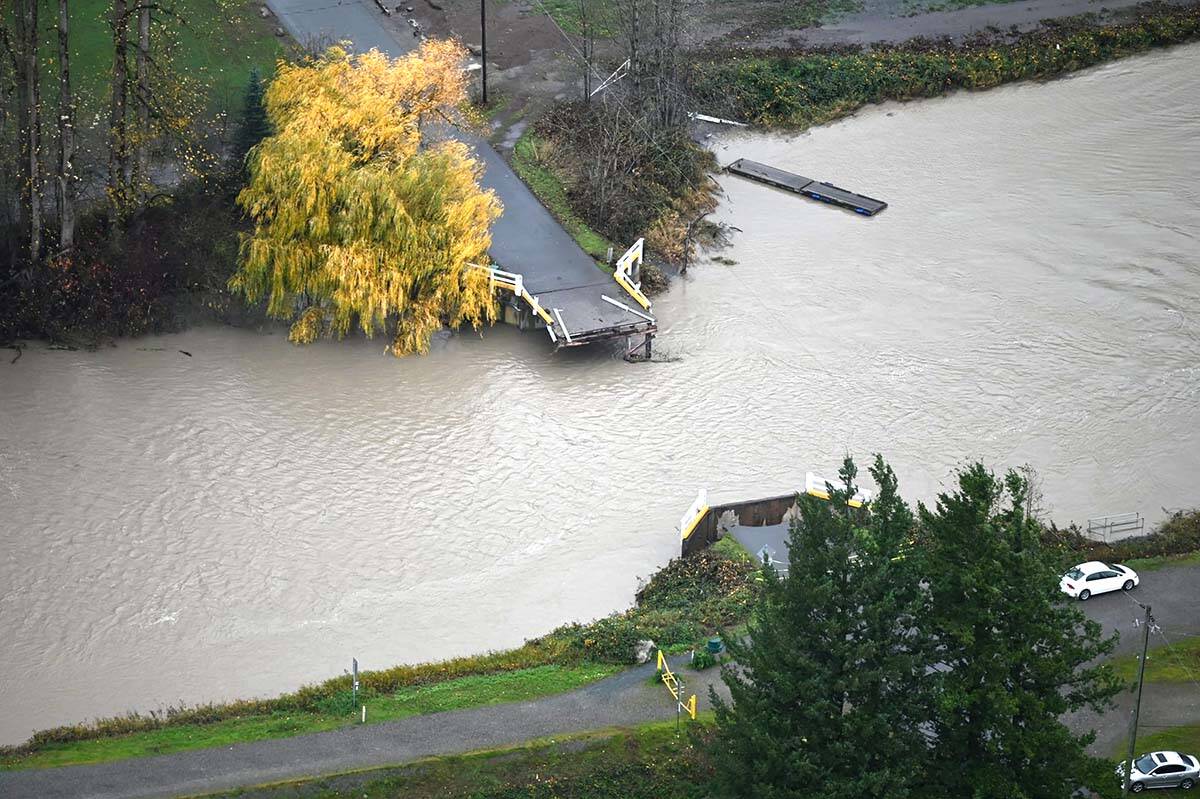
231,40 -> 502,356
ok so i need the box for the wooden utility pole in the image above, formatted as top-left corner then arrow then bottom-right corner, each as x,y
1123,601 -> 1153,795
57,0 -> 75,251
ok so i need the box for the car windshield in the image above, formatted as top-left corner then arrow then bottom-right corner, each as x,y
1105,563 -> 1124,573
1065,568 -> 1084,580
1136,755 -> 1157,774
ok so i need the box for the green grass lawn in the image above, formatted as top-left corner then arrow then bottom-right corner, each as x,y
1130,723 -> 1200,759
1,663 -> 620,771
1109,636 -> 1200,686
25,0 -> 284,155
510,129 -> 615,262
1124,551 -> 1200,573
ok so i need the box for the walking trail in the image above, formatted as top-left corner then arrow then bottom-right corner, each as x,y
4,565 -> 1199,798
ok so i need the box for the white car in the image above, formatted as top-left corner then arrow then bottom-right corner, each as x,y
1060,560 -> 1139,600
1116,750 -> 1200,792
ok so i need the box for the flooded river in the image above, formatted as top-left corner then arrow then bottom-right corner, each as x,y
2,46 -> 1198,745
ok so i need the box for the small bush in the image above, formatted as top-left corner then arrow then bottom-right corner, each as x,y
690,650 -> 718,671
314,688 -> 372,716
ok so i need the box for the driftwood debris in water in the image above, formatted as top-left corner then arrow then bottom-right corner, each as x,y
178,350 -> 192,357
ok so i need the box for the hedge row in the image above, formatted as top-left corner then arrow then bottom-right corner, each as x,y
688,2 -> 1200,128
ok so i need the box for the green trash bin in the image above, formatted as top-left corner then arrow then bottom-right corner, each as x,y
706,637 -> 723,654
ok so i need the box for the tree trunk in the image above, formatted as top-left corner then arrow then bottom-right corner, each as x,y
57,0 -> 75,251
14,0 -> 41,262
108,0 -> 129,230
579,0 -> 592,102
133,1 -> 149,193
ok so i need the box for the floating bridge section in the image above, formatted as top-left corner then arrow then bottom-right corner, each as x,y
726,158 -> 888,216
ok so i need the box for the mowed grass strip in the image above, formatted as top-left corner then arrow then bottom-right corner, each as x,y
1110,636 -> 1200,686
1124,551 -> 1200,573
1127,723 -> 1200,760
1,663 -> 620,771
510,130 -> 615,263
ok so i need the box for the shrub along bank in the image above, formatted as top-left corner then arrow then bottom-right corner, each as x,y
1046,508 -> 1200,567
0,543 -> 758,768
688,2 -> 1200,128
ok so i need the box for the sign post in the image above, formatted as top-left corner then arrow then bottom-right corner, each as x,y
352,658 -> 359,706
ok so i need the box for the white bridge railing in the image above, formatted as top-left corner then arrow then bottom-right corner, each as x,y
470,263 -> 558,339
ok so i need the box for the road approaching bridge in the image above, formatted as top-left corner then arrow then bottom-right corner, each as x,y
266,0 -> 657,353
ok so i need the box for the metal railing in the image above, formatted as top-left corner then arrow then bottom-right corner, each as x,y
470,263 -> 557,334
657,650 -> 697,721
1087,512 -> 1145,542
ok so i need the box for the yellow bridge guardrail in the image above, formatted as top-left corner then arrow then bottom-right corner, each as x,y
657,650 -> 697,720
679,489 -> 709,542
614,239 -> 652,311
805,471 -> 871,508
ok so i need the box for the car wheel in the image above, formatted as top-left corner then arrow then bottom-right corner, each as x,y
1181,778 -> 1195,790
1123,580 -> 1134,592
1079,589 -> 1091,601
1131,782 -> 1145,793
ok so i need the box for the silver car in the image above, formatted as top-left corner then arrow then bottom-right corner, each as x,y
1116,751 -> 1200,792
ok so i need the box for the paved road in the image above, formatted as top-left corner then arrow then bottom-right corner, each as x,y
265,0 -> 650,338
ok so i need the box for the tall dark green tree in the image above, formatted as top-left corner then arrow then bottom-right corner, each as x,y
919,464 -> 1121,799
233,67 -> 270,165
709,455 -> 930,799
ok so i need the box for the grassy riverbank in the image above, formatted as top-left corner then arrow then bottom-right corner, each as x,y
511,131 -> 616,262
688,3 -> 1200,128
0,541 -> 757,770
1,664 -> 619,770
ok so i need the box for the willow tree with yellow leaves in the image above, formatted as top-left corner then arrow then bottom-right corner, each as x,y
232,41 -> 502,356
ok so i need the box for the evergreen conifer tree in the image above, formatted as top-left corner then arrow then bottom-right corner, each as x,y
709,456 -> 930,799
919,464 -> 1121,798
233,67 -> 270,165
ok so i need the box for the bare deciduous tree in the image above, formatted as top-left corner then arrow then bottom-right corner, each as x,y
57,0 -> 76,251
12,0 -> 41,262
108,0 -> 131,229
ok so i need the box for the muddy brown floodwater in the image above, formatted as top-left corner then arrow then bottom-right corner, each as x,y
2,46 -> 1199,746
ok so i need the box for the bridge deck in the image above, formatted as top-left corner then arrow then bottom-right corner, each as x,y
267,0 -> 655,346
726,158 -> 888,216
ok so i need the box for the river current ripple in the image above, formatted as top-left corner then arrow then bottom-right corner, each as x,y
1,46 -> 1198,745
